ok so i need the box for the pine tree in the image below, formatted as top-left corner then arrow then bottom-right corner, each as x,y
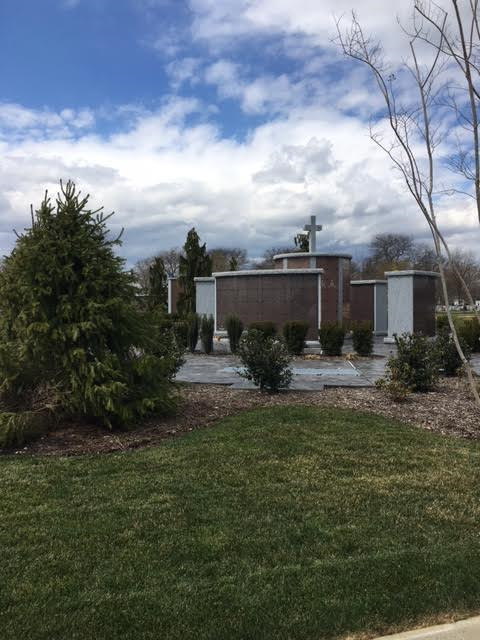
177,228 -> 212,315
148,256 -> 168,309
0,181 -> 177,445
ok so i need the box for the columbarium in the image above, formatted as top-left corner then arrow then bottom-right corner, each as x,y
167,215 -> 440,343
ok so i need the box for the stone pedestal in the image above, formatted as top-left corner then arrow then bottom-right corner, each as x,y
350,280 -> 387,335
384,270 -> 439,343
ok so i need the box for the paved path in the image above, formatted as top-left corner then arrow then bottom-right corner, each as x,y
176,338 -> 480,391
374,615 -> 480,639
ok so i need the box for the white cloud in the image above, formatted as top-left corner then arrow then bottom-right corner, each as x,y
189,0 -> 414,58
166,57 -> 203,90
1,97 -> 478,267
0,103 -> 95,141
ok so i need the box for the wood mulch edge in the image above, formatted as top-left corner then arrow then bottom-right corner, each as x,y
1,376 -> 479,458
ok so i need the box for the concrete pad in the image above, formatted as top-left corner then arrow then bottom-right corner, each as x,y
175,337 -> 480,390
374,616 -> 480,640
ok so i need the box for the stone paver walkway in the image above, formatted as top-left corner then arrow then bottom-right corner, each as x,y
176,337 -> 480,391
374,615 -> 480,639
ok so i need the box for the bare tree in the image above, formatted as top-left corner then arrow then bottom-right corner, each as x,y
133,247 -> 183,293
160,248 -> 182,277
445,248 -> 480,302
337,3 -> 480,405
258,245 -> 296,269
369,233 -> 415,263
209,247 -> 248,272
414,0 -> 480,222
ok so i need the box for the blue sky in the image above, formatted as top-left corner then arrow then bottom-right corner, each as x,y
0,0 -> 478,265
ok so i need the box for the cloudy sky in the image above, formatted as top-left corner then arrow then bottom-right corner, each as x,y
1,0 -> 479,265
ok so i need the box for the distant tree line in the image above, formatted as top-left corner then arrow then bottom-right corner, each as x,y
352,233 -> 480,304
134,230 -> 480,311
133,232 -> 248,313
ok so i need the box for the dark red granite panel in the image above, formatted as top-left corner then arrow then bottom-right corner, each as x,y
216,273 -> 319,340
413,276 -> 437,335
350,284 -> 374,325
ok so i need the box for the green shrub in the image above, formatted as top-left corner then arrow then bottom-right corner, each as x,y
0,181 -> 178,438
249,321 -> 277,339
436,314 -> 450,335
186,313 -> 200,353
0,410 -> 54,449
225,314 -> 244,354
351,321 -> 373,357
172,320 -> 188,350
238,330 -> 292,393
283,321 -> 309,355
375,378 -> 410,403
381,333 -> 438,392
319,322 -> 346,356
434,332 -> 470,377
457,319 -> 480,353
200,315 -> 215,354
149,314 -> 185,378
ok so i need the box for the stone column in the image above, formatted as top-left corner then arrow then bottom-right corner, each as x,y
384,270 -> 439,343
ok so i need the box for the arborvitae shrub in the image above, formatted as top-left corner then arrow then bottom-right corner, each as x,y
352,322 -> 374,357
457,319 -> 480,353
200,315 -> 215,354
283,321 -> 309,355
0,181 -> 177,445
249,321 -> 277,339
318,322 -> 346,356
238,330 -> 292,393
172,320 -> 188,350
186,313 -> 200,353
381,333 -> 438,392
225,314 -> 244,354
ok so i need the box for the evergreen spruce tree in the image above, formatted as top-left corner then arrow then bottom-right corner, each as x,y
0,181 -> 177,445
148,256 -> 168,310
177,228 -> 212,315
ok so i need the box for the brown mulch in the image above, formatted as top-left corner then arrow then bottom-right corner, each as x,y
2,378 -> 479,458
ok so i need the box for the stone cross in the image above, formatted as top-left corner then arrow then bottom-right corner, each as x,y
303,215 -> 322,253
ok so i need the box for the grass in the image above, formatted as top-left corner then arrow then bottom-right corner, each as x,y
1,406 -> 480,640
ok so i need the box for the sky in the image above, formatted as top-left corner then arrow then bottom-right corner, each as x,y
1,0 -> 479,265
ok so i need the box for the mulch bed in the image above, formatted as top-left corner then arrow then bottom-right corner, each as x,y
2,377 -> 479,457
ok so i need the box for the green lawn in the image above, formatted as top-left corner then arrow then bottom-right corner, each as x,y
1,406 -> 480,640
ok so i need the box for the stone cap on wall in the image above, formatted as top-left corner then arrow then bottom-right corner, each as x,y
273,252 -> 352,260
351,279 -> 387,285
213,268 -> 324,277
194,277 -> 215,282
384,270 -> 440,278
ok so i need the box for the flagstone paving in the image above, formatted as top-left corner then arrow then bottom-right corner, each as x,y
175,337 -> 480,391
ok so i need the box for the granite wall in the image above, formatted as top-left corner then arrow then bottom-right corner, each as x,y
216,272 -> 321,340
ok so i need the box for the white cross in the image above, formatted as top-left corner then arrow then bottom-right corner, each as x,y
303,215 -> 323,253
